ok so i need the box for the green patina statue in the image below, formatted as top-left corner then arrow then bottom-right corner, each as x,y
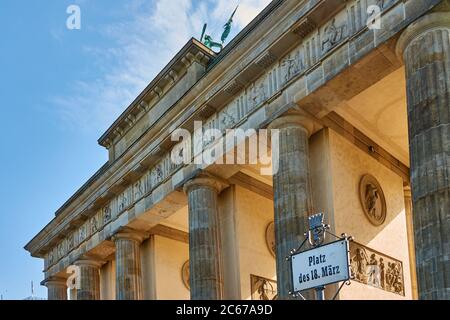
203,34 -> 223,51
200,5 -> 239,52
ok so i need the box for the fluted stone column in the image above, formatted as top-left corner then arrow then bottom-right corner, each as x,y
44,277 -> 67,300
269,115 -> 315,300
396,10 -> 450,300
75,259 -> 102,300
184,174 -> 228,300
113,228 -> 147,300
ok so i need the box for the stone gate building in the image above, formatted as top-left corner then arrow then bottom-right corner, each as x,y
25,0 -> 450,300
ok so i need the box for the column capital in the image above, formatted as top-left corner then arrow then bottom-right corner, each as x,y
112,227 -> 149,244
396,12 -> 450,60
268,113 -> 316,137
183,173 -> 229,195
43,276 -> 67,288
74,257 -> 105,268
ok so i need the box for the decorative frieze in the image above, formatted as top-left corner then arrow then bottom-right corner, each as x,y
250,275 -> 277,301
350,242 -> 405,296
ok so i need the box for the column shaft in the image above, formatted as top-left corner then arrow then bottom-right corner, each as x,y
397,12 -> 450,299
184,175 -> 227,300
114,229 -> 146,300
270,116 -> 315,300
75,260 -> 101,300
45,278 -> 67,300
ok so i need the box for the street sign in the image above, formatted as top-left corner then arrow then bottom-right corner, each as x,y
291,239 -> 350,293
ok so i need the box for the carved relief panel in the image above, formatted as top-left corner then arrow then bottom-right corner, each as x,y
359,174 -> 387,226
350,242 -> 405,296
320,11 -> 348,55
250,275 -> 277,300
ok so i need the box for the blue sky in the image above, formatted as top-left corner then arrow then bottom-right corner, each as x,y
0,0 -> 270,299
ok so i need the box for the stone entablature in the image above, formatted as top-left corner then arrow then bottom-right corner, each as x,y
25,0 -> 441,279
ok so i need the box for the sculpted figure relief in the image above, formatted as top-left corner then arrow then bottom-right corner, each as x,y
322,18 -> 347,53
118,191 -> 128,212
90,215 -> 99,234
359,174 -> 387,226
251,82 -> 266,108
48,250 -> 54,265
251,275 -> 277,300
282,52 -> 302,82
57,242 -> 65,259
350,242 -> 404,296
68,233 -> 75,250
103,204 -> 111,224
79,224 -> 87,242
134,180 -> 143,199
220,109 -> 236,128
156,165 -> 164,182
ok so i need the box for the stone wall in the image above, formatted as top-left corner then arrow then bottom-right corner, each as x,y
235,186 -> 276,300
152,236 -> 189,300
329,130 -> 413,300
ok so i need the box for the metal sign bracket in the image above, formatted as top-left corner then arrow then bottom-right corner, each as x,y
288,213 -> 354,300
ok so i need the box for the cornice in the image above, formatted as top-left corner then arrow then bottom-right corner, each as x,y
97,38 -> 215,148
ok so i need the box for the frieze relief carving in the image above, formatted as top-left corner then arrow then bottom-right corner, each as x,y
248,77 -> 267,111
78,223 -> 87,243
58,242 -> 66,259
251,275 -> 277,300
350,242 -> 405,296
48,249 -> 54,266
321,17 -> 347,54
67,233 -> 75,251
134,179 -> 144,200
118,189 -> 129,212
45,0 -> 400,269
103,204 -> 112,224
282,51 -> 303,83
219,102 -> 238,131
90,214 -> 100,235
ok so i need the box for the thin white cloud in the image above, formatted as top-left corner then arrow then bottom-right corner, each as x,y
49,0 -> 272,134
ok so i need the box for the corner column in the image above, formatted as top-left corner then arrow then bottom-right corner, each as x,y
396,11 -> 450,299
269,114 -> 315,300
44,277 -> 67,300
74,259 -> 103,300
184,173 -> 228,300
113,228 -> 147,300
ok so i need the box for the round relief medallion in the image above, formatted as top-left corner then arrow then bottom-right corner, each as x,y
359,174 -> 387,226
181,260 -> 190,290
265,222 -> 276,258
